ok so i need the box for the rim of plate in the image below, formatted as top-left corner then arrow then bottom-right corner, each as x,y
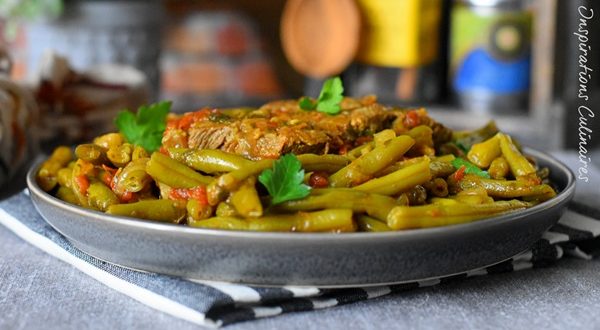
27,148 -> 576,242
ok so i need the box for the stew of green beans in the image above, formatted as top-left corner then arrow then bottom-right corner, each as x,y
36,105 -> 556,233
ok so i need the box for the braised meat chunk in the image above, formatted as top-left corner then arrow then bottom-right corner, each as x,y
162,97 -> 450,160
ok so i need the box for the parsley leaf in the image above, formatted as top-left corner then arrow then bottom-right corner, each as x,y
258,154 -> 311,205
316,76 -> 344,114
114,101 -> 171,153
451,158 -> 491,179
299,96 -> 316,110
299,76 -> 344,115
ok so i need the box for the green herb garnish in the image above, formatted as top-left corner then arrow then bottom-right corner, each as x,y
299,97 -> 316,110
114,101 -> 171,153
258,154 -> 311,205
299,76 -> 344,115
451,158 -> 491,179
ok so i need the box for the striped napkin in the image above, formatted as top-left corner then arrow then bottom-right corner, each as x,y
0,155 -> 599,328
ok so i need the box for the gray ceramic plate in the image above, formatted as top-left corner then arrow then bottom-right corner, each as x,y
27,148 -> 575,287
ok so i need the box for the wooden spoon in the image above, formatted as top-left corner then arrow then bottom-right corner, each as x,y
281,0 -> 361,78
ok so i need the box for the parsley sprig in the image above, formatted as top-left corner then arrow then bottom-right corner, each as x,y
114,101 -> 171,153
299,76 -> 344,115
451,158 -> 491,179
258,154 -> 311,205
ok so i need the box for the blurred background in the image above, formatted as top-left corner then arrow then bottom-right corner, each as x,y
0,0 -> 598,154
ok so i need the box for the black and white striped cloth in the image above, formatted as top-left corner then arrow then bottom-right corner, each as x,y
1,190 -> 599,327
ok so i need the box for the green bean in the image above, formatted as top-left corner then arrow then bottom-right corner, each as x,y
147,152 -> 212,188
406,185 -> 427,205
378,156 -> 428,176
186,199 -> 214,222
429,197 -> 459,206
396,193 -> 410,206
467,134 -> 501,168
217,159 -> 273,190
167,148 -> 252,174
537,167 -> 549,180
387,199 -> 531,230
407,125 -> 434,148
357,215 -> 392,232
208,159 -> 273,205
443,186 -> 494,205
88,182 -> 119,211
297,154 -> 350,173
380,157 -> 451,178
57,167 -> 73,188
37,146 -> 73,191
303,172 -> 312,184
458,174 -> 556,201
188,217 -> 249,230
132,145 -> 149,161
70,159 -> 96,207
113,158 -> 152,194
107,143 -> 134,168
497,133 -> 536,177
249,209 -> 354,232
353,157 -> 431,195
154,181 -> 169,199
329,135 -> 415,187
430,161 -> 456,178
276,189 -> 398,222
423,178 -> 449,197
106,199 -> 187,223
374,129 -> 396,146
308,188 -> 339,196
434,154 -> 455,163
75,144 -> 109,165
56,186 -> 80,206
189,209 -> 354,232
93,133 -> 124,149
488,156 -> 510,179
346,141 -> 374,160
229,177 -> 263,218
452,121 -> 499,150
215,202 -> 238,217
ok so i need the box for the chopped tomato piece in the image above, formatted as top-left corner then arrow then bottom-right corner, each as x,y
159,146 -> 169,155
101,164 -> 117,175
404,110 -> 421,128
77,159 -> 95,176
119,191 -> 137,203
75,175 -> 90,195
453,165 -> 467,182
101,172 -> 113,188
168,186 -> 208,205
176,109 -> 211,130
191,186 -> 209,206
101,165 -> 117,187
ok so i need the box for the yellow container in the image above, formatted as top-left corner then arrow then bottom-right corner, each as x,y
356,0 -> 443,67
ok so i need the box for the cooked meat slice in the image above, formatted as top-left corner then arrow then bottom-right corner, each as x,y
162,97 -> 451,160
